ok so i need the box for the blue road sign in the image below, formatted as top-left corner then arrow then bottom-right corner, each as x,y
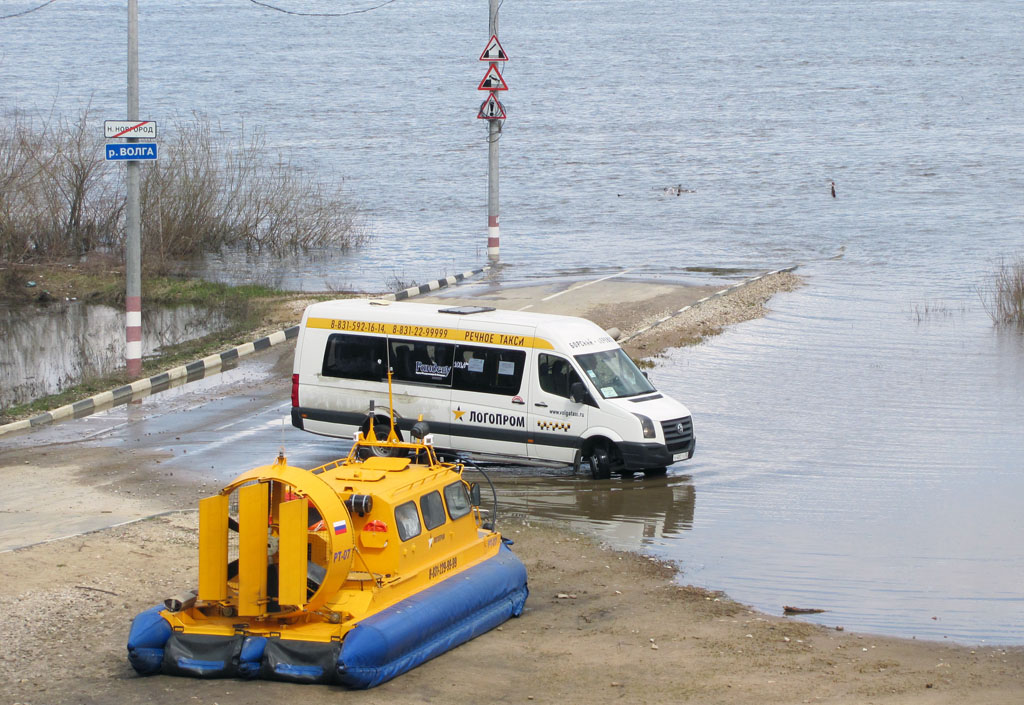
105,143 -> 158,161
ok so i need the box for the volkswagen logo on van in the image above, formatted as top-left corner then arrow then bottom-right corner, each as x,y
675,422 -> 685,435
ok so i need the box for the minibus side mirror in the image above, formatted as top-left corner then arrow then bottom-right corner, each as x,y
470,483 -> 481,506
569,382 -> 591,405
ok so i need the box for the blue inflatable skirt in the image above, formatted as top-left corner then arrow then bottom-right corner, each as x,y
127,544 -> 528,688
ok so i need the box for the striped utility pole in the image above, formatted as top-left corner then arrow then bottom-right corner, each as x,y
125,0 -> 142,377
486,0 -> 502,261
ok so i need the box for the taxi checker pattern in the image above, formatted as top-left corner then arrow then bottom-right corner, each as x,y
536,419 -> 572,432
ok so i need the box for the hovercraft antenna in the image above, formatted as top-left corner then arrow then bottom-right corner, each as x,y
279,413 -> 287,462
385,356 -> 399,444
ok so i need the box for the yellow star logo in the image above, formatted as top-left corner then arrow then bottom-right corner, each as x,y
453,407 -> 466,421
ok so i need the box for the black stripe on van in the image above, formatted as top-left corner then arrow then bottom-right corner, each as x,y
295,407 -> 580,451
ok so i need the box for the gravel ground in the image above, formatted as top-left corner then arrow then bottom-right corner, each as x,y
1,516 -> 1022,705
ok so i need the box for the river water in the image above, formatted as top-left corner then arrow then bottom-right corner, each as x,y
3,0 -> 1022,644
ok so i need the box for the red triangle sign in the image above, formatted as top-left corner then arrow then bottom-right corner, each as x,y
479,34 -> 508,62
477,64 -> 508,91
477,93 -> 506,120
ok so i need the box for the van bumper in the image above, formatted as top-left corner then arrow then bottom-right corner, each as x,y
619,436 -> 696,470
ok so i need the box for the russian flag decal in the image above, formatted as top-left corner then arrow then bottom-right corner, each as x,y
333,519 -> 347,535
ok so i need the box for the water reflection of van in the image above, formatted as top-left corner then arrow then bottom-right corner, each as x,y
291,299 -> 695,478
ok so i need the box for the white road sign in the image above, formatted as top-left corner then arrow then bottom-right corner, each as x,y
104,120 -> 157,139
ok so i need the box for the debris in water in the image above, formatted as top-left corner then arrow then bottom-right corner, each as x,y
783,606 -> 827,615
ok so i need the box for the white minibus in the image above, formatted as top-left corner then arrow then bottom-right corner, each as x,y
291,299 -> 695,478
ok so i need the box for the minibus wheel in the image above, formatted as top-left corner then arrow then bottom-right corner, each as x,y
588,443 -> 613,480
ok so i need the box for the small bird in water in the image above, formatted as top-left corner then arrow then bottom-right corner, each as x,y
830,181 -> 836,198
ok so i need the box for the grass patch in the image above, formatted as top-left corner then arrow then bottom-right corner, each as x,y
1,261 -> 284,306
981,256 -> 1024,326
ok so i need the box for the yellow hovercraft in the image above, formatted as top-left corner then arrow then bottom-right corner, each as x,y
127,405 -> 528,688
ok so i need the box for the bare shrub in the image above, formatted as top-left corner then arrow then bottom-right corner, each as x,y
981,256 -> 1024,326
384,270 -> 417,292
0,108 -> 121,262
0,111 -> 56,261
141,117 -> 367,270
1,110 -> 367,270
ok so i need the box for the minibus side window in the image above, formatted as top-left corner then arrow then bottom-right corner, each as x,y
443,481 -> 473,520
420,491 -> 447,531
322,334 -> 387,381
538,353 -> 584,399
395,501 -> 422,541
389,338 -> 455,387
452,345 -> 525,395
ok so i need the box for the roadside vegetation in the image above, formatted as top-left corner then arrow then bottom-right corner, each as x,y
0,108 -> 367,271
982,255 -> 1024,326
0,106 -> 369,421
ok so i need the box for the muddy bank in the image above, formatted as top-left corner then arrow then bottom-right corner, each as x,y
1,514 -> 1021,705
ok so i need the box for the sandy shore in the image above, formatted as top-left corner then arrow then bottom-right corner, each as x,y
2,271 -> 1022,703
1,514 -> 1021,705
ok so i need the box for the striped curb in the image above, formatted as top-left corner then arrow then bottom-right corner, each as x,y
0,265 -> 491,438
384,265 -> 490,301
0,326 -> 300,438
619,265 -> 800,345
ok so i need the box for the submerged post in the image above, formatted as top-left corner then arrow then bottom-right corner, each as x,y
125,0 -> 142,378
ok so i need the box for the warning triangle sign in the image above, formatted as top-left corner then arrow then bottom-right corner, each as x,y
479,34 -> 508,62
477,93 -> 506,120
477,64 -> 508,91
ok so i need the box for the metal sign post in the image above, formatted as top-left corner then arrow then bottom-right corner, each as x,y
479,3 -> 508,263
125,0 -> 142,378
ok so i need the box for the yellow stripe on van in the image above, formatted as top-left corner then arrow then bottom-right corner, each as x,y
306,317 -> 554,350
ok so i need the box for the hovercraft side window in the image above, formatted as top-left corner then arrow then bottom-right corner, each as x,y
444,481 -> 472,520
395,501 -> 422,541
420,491 -> 446,531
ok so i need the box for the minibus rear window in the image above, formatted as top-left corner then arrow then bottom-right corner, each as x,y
322,334 -> 387,381
452,345 -> 525,396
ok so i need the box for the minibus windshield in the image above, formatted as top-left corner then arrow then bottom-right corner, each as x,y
574,348 -> 656,399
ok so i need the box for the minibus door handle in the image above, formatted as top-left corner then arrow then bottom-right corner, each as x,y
534,402 -> 548,408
